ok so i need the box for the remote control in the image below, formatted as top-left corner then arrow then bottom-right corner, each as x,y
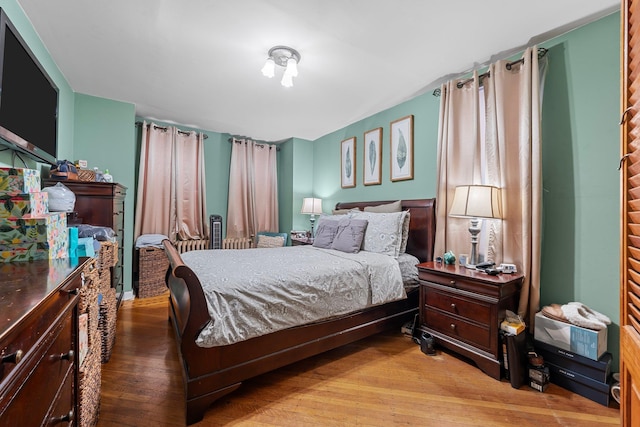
475,261 -> 495,269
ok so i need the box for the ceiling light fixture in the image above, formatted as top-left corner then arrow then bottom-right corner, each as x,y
261,45 -> 301,87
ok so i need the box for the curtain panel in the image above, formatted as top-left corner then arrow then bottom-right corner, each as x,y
435,47 -> 545,327
226,138 -> 279,239
134,121 -> 208,242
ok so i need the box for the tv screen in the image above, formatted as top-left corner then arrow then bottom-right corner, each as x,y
0,8 -> 58,165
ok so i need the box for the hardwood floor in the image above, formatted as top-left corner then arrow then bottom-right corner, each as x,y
97,294 -> 620,426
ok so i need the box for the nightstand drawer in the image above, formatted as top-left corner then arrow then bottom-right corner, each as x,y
425,309 -> 491,351
424,287 -> 491,326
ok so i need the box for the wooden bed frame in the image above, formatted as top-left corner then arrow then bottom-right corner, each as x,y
163,198 -> 436,425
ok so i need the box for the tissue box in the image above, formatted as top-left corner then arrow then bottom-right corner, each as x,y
534,311 -> 607,361
0,191 -> 48,218
0,167 -> 40,195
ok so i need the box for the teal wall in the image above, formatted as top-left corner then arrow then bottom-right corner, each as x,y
539,13 -> 620,367
73,94 -> 136,293
312,94 -> 440,211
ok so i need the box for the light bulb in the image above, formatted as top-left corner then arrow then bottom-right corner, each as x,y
261,58 -> 275,78
284,57 -> 298,77
281,72 -> 294,87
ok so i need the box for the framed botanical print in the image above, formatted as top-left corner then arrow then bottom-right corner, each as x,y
341,137 -> 356,188
390,115 -> 414,182
363,127 -> 382,186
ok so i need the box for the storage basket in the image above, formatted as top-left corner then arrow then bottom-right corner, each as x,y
78,169 -> 96,182
137,246 -> 170,298
78,343 -> 101,427
79,260 -> 99,313
98,287 -> 117,363
97,241 -> 118,270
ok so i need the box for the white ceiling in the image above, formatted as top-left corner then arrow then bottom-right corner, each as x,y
17,0 -> 619,142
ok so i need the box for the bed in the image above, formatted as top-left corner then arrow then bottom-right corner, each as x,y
163,198 -> 436,425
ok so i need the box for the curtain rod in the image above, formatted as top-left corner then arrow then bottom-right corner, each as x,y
228,137 -> 280,151
432,47 -> 548,97
134,121 -> 208,139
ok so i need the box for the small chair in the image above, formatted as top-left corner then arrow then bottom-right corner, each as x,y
255,231 -> 288,248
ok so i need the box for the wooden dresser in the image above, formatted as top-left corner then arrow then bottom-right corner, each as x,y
0,258 -> 89,425
417,261 -> 523,380
44,180 -> 127,304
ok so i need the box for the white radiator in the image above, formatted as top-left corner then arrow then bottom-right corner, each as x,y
222,238 -> 253,249
174,239 -> 209,254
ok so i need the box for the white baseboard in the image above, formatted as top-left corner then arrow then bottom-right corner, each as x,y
123,290 -> 135,301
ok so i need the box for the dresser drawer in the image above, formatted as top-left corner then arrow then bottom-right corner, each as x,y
425,308 -> 491,351
424,287 -> 491,326
46,367 -> 75,426
0,307 -> 75,425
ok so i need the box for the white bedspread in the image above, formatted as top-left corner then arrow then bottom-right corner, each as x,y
181,246 -> 406,347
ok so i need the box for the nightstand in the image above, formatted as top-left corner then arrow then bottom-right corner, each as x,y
291,237 -> 313,246
417,261 -> 523,380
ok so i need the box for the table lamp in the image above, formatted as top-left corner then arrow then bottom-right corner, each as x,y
301,197 -> 323,236
449,185 -> 502,268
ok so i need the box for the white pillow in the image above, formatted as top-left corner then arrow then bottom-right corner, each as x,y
351,211 -> 408,257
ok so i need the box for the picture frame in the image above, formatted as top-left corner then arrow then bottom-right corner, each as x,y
341,136 -> 356,188
390,115 -> 414,182
363,127 -> 382,186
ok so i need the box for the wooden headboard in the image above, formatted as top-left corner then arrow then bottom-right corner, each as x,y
334,198 -> 436,263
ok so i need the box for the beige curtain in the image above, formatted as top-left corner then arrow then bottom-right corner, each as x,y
227,138 -> 279,239
434,47 -> 545,327
134,121 -> 208,242
483,47 -> 544,327
434,72 -> 483,259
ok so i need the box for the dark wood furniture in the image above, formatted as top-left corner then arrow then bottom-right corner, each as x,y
0,258 -> 89,425
417,261 -> 523,380
291,236 -> 313,246
44,180 -> 127,305
163,198 -> 436,425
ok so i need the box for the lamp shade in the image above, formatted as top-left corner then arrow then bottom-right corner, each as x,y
301,197 -> 323,215
449,185 -> 502,219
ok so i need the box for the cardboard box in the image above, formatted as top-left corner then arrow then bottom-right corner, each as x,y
0,167 -> 40,195
534,312 -> 607,361
534,339 -> 612,383
546,361 -> 611,406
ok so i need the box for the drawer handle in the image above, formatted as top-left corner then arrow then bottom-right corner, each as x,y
52,350 -> 75,362
1,349 -> 24,365
450,323 -> 456,330
449,280 -> 456,285
49,409 -> 74,425
450,303 -> 456,310
61,288 -> 79,295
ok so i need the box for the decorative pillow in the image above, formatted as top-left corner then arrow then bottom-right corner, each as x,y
364,200 -> 402,213
399,210 -> 411,254
312,217 -> 340,249
256,235 -> 285,248
351,210 -> 408,257
332,207 -> 361,215
331,218 -> 368,253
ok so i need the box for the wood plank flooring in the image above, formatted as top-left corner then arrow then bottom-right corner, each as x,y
97,293 -> 620,426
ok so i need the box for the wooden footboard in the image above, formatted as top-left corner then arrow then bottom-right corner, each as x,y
162,198 -> 435,425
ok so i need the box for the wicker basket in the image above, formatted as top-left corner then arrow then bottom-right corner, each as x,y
78,344 -> 101,427
78,169 -> 96,182
97,241 -> 118,270
98,287 -> 117,363
137,246 -> 170,298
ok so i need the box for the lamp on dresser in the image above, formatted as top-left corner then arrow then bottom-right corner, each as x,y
449,184 -> 502,268
300,197 -> 323,236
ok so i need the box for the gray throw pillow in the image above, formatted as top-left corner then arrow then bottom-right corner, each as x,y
312,219 -> 339,248
364,200 -> 402,213
331,218 -> 368,253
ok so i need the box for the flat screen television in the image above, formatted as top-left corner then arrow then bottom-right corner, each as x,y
0,8 -> 58,165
